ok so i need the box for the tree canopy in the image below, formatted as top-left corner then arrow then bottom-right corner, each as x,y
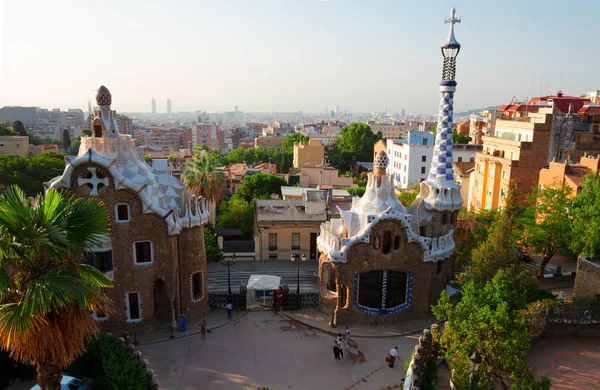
236,173 -> 286,202
12,121 -> 27,136
216,196 -> 254,239
327,123 -> 382,172
0,126 -> 17,136
204,227 -> 224,262
0,153 -> 66,197
80,128 -> 92,137
570,173 -> 600,259
433,270 -> 551,390
62,129 -> 72,151
520,184 -> 573,275
281,132 -> 309,154
452,128 -> 471,144
182,153 -> 225,203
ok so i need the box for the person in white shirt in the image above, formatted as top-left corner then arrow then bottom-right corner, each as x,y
389,346 -> 399,368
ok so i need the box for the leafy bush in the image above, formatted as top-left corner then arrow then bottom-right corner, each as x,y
347,186 -> 366,197
572,295 -> 600,307
67,333 -> 149,390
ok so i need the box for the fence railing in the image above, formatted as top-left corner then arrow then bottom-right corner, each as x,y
208,287 -> 247,311
282,290 -> 320,311
543,304 -> 600,338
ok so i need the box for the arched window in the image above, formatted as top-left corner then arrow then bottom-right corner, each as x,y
373,236 -> 380,250
191,271 -> 204,302
441,213 -> 447,225
394,235 -> 400,250
382,231 -> 392,254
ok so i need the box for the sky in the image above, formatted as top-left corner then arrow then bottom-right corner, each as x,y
0,0 -> 598,114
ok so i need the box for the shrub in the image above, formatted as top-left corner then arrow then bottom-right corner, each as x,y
67,333 -> 149,390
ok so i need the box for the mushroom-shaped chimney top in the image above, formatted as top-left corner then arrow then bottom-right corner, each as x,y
374,150 -> 389,177
96,85 -> 112,106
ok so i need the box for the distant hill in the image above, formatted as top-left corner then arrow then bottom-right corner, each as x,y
453,106 -> 498,117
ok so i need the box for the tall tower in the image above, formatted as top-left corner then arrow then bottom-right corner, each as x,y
87,100 -> 93,118
418,8 -> 463,213
167,98 -> 172,115
151,98 -> 156,114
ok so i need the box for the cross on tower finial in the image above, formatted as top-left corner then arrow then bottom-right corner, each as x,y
445,8 -> 461,26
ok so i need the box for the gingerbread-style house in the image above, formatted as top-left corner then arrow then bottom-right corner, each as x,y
317,10 -> 464,325
45,86 -> 210,329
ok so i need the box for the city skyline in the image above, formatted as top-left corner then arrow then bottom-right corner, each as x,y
0,1 -> 598,114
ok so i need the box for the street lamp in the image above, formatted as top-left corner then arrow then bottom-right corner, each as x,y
469,350 -> 482,390
290,253 -> 307,294
222,253 -> 236,295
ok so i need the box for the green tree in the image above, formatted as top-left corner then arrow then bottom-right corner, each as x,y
12,121 -> 27,137
0,186 -> 113,390
0,153 -> 66,196
281,132 -> 309,154
216,196 -> 254,238
62,129 -> 72,150
236,173 -> 286,202
571,173 -> 600,259
433,270 -> 551,390
0,126 -> 17,136
452,128 -> 471,144
462,181 -> 538,298
204,227 -> 224,262
346,186 -> 366,197
182,153 -> 225,203
328,123 -> 382,171
520,185 -> 573,275
454,209 -> 499,271
397,182 -> 420,207
80,128 -> 92,137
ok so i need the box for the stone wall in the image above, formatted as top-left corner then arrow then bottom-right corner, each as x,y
327,219 -> 452,325
404,325 -> 441,390
68,162 -> 208,329
574,256 -> 600,297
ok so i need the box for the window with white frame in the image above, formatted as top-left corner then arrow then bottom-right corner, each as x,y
93,304 -> 108,321
115,203 -> 131,223
133,241 -> 153,265
191,271 -> 204,301
126,292 -> 141,322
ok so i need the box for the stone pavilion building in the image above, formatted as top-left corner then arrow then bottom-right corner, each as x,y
317,9 -> 464,325
45,86 -> 210,329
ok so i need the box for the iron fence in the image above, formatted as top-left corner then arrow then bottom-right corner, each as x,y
283,290 -> 320,311
208,287 -> 247,311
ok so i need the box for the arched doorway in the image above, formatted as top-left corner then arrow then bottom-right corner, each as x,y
153,279 -> 170,327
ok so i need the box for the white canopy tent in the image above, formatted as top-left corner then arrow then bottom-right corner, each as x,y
246,275 -> 281,306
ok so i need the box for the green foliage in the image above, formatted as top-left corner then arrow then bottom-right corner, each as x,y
281,132 -> 309,154
397,183 -> 420,207
433,270 -> 551,390
66,333 -> 149,390
216,196 -> 254,239
0,126 -> 17,136
182,153 -> 225,202
0,153 -> 66,196
80,128 -> 92,137
223,146 -> 285,172
571,295 -> 600,307
452,128 -> 471,144
236,173 -> 286,202
454,209 -> 498,271
520,185 -> 573,275
571,173 -> 600,258
62,129 -> 72,150
327,123 -> 382,171
204,226 -> 224,262
288,175 -> 300,186
12,121 -> 27,137
346,186 -> 366,197
195,144 -> 210,153
143,154 -> 152,164
352,172 -> 368,187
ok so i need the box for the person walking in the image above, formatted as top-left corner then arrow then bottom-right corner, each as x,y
389,346 -> 399,368
200,320 -> 207,340
272,289 -> 278,308
337,334 -> 344,359
345,325 -> 351,341
333,338 -> 341,362
226,302 -> 232,319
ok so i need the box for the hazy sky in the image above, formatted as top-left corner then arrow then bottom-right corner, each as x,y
0,0 -> 598,114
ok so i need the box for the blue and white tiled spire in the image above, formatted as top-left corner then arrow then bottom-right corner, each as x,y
421,8 -> 463,211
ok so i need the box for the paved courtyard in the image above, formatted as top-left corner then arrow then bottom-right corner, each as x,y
528,339 -> 600,390
139,311 -> 415,390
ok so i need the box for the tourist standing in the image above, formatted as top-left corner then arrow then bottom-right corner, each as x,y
345,325 -> 351,341
337,333 -> 344,358
200,320 -> 207,340
276,287 -> 284,311
272,289 -> 278,308
389,346 -> 399,368
226,302 -> 232,319
333,338 -> 341,362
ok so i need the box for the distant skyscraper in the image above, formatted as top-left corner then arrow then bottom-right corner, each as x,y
88,100 -> 93,117
167,98 -> 172,115
401,108 -> 406,117
235,105 -> 239,112
151,98 -> 156,114
335,104 -> 340,113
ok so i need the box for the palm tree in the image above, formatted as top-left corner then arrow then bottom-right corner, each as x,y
182,153 -> 225,203
0,186 -> 113,390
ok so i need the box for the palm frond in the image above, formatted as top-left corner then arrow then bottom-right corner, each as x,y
75,264 -> 114,289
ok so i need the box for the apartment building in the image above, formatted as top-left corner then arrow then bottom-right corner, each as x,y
539,154 -> 600,197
